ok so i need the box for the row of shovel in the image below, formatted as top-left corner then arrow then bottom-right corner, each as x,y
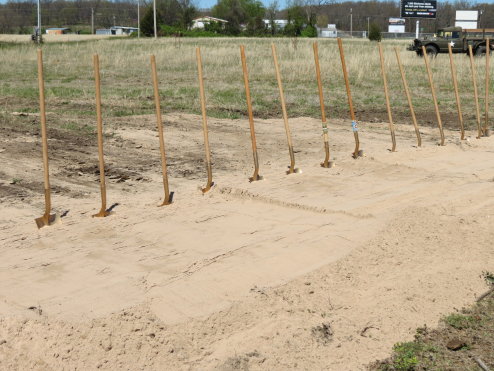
33,38 -> 491,228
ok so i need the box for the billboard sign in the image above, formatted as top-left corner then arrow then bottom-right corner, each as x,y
401,0 -> 437,18
389,18 -> 406,25
389,18 -> 406,33
455,10 -> 478,29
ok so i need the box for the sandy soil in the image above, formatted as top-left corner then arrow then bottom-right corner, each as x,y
0,112 -> 493,370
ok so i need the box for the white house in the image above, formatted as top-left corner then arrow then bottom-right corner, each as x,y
191,16 -> 228,29
263,19 -> 288,29
95,26 -> 138,36
318,24 -> 337,38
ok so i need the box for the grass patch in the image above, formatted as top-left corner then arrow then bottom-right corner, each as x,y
1,37 -> 493,128
371,276 -> 494,371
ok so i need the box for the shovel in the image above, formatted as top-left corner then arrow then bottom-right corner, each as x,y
312,42 -> 333,168
240,45 -> 263,182
422,46 -> 445,146
394,47 -> 422,147
271,43 -> 301,174
378,42 -> 397,152
196,47 -> 214,193
448,43 -> 465,140
337,38 -> 362,158
92,54 -> 110,217
468,44 -> 482,139
35,49 -> 59,229
150,55 -> 173,205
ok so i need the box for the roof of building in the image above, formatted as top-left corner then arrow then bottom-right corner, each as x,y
46,27 -> 70,30
193,16 -> 228,23
111,26 -> 139,30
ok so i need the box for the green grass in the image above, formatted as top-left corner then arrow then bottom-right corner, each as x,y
444,313 -> 478,330
372,286 -> 494,371
1,37 -> 493,131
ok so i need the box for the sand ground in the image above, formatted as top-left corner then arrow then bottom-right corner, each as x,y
0,113 -> 493,370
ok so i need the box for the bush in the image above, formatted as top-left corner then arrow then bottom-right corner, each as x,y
368,22 -> 381,42
301,25 -> 317,38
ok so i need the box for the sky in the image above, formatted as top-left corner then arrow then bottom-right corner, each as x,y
2,0 -> 494,9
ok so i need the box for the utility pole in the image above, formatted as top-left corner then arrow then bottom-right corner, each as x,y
367,17 -> 370,37
137,0 -> 140,38
91,8 -> 94,35
37,0 -> 41,44
416,20 -> 419,39
113,15 -> 116,27
350,8 -> 353,38
153,0 -> 157,39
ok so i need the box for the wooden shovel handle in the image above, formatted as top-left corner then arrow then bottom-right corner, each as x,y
240,45 -> 258,152
468,44 -> 482,138
196,47 -> 213,190
337,38 -> 355,121
484,38 -> 490,134
378,42 -> 396,151
421,46 -> 445,146
93,54 -> 108,214
394,47 -> 421,147
240,45 -> 262,180
271,43 -> 294,148
313,42 -> 330,166
313,42 -> 327,124
37,49 -> 51,216
337,38 -> 360,158
448,43 -> 465,140
150,55 -> 171,204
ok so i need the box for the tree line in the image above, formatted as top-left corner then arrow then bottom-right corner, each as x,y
1,0 -> 494,36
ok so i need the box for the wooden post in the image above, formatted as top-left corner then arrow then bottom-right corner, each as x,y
422,46 -> 445,146
196,47 -> 214,192
312,41 -> 332,167
92,54 -> 110,217
271,43 -> 300,174
378,42 -> 397,151
448,43 -> 465,140
394,47 -> 421,147
337,37 -> 361,158
150,55 -> 173,205
240,45 -> 263,182
468,44 -> 482,139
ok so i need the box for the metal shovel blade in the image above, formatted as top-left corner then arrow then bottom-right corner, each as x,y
35,213 -> 60,229
92,209 -> 111,218
201,181 -> 214,194
286,166 -> 301,175
249,174 -> 264,182
159,191 -> 174,206
321,160 -> 335,168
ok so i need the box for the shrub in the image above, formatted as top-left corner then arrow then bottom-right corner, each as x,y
301,25 -> 317,38
368,22 -> 381,42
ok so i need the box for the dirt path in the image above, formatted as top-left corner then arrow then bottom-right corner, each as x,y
0,114 -> 493,369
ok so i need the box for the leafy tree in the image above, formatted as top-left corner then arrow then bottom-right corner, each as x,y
140,6 -> 155,36
212,0 -> 265,35
284,4 -> 305,36
368,22 -> 381,41
266,0 -> 279,35
178,0 -> 197,30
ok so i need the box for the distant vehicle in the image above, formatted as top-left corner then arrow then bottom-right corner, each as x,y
407,26 -> 494,57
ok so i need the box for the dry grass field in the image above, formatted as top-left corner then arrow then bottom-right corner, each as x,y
1,36 -> 492,130
1,37 -> 493,370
